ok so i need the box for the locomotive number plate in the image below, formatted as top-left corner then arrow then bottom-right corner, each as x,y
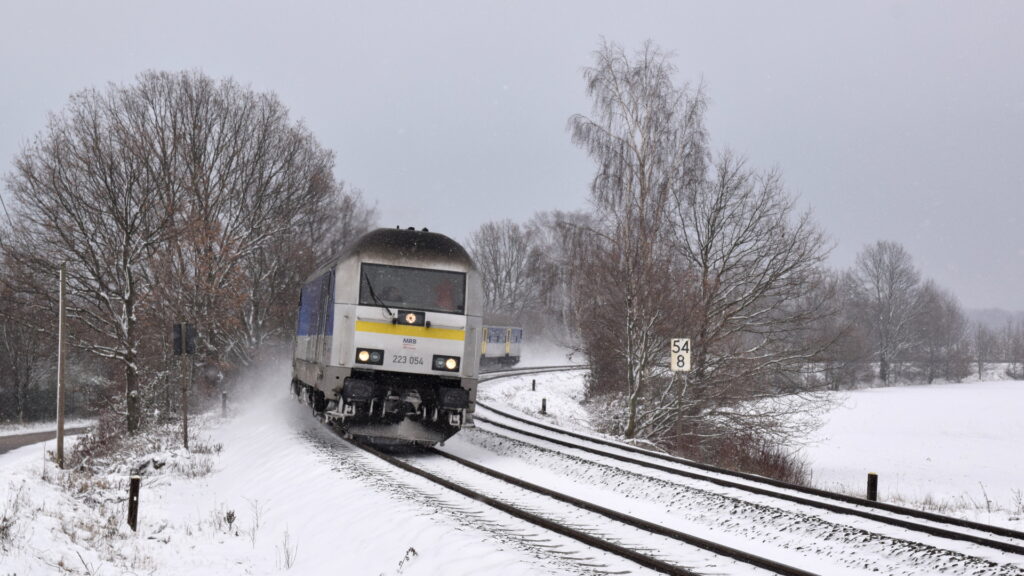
392,354 -> 424,365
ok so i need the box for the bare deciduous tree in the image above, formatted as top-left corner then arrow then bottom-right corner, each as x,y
669,151 -> 836,451
2,71 -> 363,432
1003,320 -> 1024,379
466,220 -> 540,321
973,322 -> 999,379
4,85 -> 179,432
851,240 -> 922,384
912,280 -> 970,383
568,40 -> 708,439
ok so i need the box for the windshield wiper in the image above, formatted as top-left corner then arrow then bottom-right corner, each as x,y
362,273 -> 394,318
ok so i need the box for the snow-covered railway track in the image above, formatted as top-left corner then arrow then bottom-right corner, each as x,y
474,400 -> 1024,557
349,438 -> 817,576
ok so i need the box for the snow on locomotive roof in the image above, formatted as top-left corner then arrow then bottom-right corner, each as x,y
307,227 -> 475,281
347,227 -> 473,265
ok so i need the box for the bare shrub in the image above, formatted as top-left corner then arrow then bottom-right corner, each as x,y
225,509 -> 237,533
394,547 -> 419,575
190,440 -> 223,455
276,527 -> 299,570
676,433 -> 813,485
172,455 -> 214,479
1,483 -> 26,552
247,498 -> 265,548
64,412 -> 133,471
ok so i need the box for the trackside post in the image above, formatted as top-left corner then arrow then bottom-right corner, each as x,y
56,262 -> 68,469
127,475 -> 141,531
867,472 -> 879,501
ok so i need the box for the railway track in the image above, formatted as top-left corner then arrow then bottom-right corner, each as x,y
463,366 -> 1024,574
313,365 -> 1024,574
347,435 -> 817,576
474,401 -> 1024,556
475,399 -> 1024,553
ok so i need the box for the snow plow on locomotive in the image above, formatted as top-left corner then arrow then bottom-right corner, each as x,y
291,227 -> 482,446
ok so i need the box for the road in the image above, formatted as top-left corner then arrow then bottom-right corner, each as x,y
0,427 -> 91,455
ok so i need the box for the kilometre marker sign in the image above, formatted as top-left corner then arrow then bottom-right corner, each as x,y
670,338 -> 691,372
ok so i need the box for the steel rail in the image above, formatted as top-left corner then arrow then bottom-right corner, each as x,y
347,438 -> 702,576
430,447 -> 820,576
474,407 -> 1024,556
477,367 -> 1024,543
479,364 -> 588,378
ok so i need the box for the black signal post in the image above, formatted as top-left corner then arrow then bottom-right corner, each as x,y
173,323 -> 197,450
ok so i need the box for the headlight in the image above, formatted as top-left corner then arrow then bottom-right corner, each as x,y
398,310 -> 425,326
356,348 -> 384,365
432,355 -> 460,372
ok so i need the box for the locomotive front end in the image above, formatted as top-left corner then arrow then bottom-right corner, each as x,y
292,228 -> 482,446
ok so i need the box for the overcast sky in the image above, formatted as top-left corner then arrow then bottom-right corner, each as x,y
2,1 -> 1022,309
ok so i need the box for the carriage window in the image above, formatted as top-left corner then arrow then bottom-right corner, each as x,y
359,264 -> 466,314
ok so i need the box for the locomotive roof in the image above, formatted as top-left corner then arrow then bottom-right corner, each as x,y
308,227 -> 475,282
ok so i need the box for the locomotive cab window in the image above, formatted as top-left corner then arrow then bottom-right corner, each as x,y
359,263 -> 466,314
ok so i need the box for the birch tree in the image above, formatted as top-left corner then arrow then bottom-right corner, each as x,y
568,40 -> 708,439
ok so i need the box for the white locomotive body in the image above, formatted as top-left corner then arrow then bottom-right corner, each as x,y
292,228 -> 483,445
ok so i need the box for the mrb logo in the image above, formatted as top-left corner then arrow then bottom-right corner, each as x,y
402,337 -> 417,350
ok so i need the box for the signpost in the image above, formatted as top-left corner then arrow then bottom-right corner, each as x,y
670,338 -> 691,372
56,263 -> 68,469
173,323 -> 196,450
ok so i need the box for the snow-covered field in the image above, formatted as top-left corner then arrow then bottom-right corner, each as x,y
802,379 -> 1024,524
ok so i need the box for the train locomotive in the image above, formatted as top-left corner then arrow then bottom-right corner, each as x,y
291,227 -> 483,445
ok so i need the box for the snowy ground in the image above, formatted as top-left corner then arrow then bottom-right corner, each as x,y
0,418 -> 94,438
480,369 -> 1024,528
801,379 -> 1024,525
514,340 -> 587,369
0,364 -> 632,576
2,362 -> 1022,575
478,369 -> 594,433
